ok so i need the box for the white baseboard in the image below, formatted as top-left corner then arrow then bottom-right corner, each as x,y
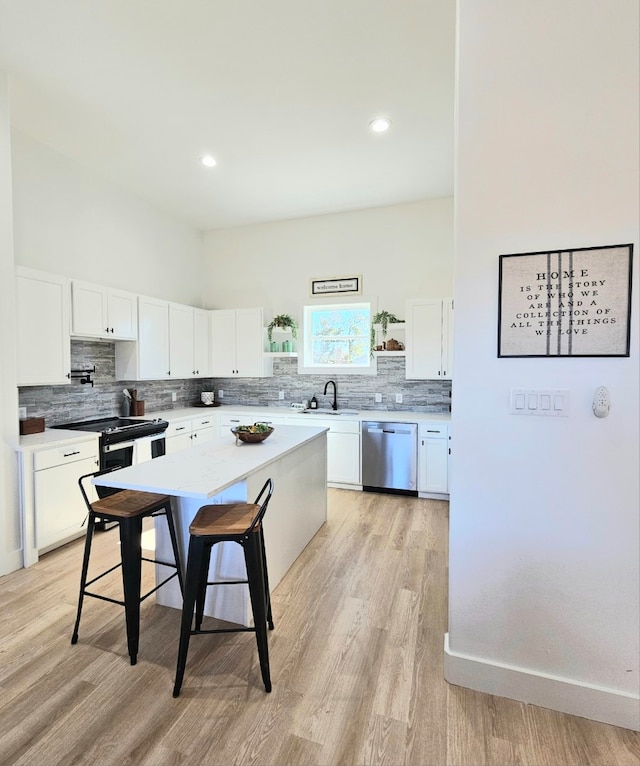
444,633 -> 640,731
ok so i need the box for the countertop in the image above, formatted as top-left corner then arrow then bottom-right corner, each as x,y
151,404 -> 451,424
93,423 -> 327,500
18,405 -> 450,450
16,429 -> 99,451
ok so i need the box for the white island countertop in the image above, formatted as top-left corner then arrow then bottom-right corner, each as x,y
94,422 -> 329,625
94,423 -> 328,500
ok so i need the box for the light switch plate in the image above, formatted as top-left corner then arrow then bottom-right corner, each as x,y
510,389 -> 570,416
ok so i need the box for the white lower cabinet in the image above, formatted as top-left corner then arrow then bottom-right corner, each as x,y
417,422 -> 449,495
191,415 -> 217,446
165,415 -> 221,453
286,415 -> 360,486
20,437 -> 100,565
165,419 -> 194,454
219,412 -> 286,436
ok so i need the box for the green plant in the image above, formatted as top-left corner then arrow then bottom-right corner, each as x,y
267,313 -> 298,342
370,310 -> 403,353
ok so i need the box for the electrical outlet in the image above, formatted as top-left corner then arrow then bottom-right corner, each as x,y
374,393 -> 382,403
395,393 -> 403,404
18,406 -> 27,420
171,392 -> 177,403
218,389 -> 224,398
278,391 -> 285,400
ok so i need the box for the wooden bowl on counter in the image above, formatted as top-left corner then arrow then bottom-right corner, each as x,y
230,424 -> 274,444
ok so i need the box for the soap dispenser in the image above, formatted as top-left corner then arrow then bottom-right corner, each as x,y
310,395 -> 318,410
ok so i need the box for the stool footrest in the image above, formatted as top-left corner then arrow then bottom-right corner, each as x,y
83,590 -> 126,607
192,626 -> 255,635
139,571 -> 180,603
85,562 -> 122,589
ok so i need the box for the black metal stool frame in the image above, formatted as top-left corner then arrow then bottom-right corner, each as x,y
72,467 -> 184,665
173,477 -> 274,697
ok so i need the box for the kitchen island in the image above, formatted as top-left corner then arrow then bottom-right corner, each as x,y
94,423 -> 328,625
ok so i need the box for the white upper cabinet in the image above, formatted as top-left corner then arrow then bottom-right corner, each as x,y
168,303 -> 210,379
210,307 -> 272,378
193,308 -> 210,377
168,302 -> 195,379
71,280 -> 137,340
138,295 -> 171,379
16,266 -> 71,386
405,298 -> 453,380
116,295 -> 170,380
116,297 -> 211,381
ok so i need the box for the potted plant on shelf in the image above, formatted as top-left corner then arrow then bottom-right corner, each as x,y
267,313 -> 298,343
371,310 -> 404,354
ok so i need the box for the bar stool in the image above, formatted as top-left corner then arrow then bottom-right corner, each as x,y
71,468 -> 184,665
173,478 -> 274,697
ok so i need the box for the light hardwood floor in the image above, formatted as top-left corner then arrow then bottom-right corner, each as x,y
0,489 -> 638,766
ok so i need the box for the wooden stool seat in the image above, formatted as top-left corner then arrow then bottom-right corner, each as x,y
91,490 -> 173,518
173,479 -> 274,697
71,469 -> 184,666
189,502 -> 261,536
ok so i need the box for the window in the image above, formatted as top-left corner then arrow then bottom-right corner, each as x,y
299,302 -> 376,375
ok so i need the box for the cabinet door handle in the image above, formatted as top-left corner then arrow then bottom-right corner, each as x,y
175,426 -> 186,432
63,450 -> 80,457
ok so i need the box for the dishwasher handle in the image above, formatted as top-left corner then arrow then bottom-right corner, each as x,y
364,424 -> 416,435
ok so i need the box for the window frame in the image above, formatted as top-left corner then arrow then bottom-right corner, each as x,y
297,300 -> 378,376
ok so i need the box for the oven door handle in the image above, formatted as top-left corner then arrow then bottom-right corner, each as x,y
102,440 -> 136,453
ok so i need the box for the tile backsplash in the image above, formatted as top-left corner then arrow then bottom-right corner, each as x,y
18,341 -> 451,426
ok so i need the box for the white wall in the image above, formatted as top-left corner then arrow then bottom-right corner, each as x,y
11,131 -> 205,305
448,0 -> 639,730
6,123 -> 206,575
0,74 -> 21,574
202,198 -> 453,317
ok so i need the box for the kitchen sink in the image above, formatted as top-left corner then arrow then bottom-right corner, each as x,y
302,409 -> 360,416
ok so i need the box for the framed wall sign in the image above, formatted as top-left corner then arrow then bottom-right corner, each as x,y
310,275 -> 362,297
498,243 -> 633,357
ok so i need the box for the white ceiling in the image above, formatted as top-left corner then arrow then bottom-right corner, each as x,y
0,1 -> 455,231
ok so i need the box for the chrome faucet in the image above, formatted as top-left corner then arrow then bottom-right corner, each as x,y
323,380 -> 338,410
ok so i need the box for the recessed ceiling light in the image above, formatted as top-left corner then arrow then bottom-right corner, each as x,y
369,117 -> 392,133
200,154 -> 217,167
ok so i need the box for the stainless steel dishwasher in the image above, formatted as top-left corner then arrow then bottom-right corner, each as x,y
361,421 -> 418,495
